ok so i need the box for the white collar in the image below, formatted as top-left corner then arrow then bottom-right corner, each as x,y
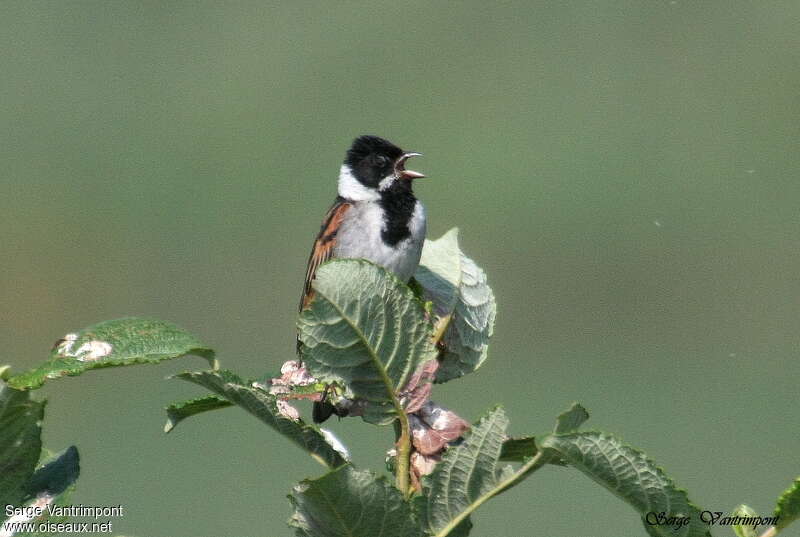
337,165 -> 381,201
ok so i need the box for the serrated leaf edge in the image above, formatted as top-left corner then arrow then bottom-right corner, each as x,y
774,476 -> 800,530
540,430 -> 709,537
174,369 -> 346,469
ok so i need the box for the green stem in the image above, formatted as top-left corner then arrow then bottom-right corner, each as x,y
432,450 -> 549,537
432,314 -> 452,344
395,409 -> 412,497
395,312 -> 453,496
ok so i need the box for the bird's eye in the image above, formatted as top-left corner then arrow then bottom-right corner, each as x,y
374,155 -> 389,167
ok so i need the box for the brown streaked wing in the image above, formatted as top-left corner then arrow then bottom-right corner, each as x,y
299,198 -> 352,311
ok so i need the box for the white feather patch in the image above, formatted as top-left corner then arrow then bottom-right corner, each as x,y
337,165 -> 379,201
378,175 -> 396,191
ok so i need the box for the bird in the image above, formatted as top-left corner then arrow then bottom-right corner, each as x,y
299,134 -> 427,422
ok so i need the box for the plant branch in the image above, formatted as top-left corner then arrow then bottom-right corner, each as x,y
366,330 -> 413,496
396,312 -> 453,497
395,408 -> 412,497
395,313 -> 453,496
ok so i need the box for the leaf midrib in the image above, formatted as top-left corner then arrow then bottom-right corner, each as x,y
315,287 -> 403,413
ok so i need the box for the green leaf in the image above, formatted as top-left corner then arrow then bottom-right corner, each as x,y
415,229 -> 497,383
415,407 -> 548,537
23,446 -> 80,501
288,465 -> 421,537
774,477 -> 800,530
415,228 -> 463,317
297,259 -> 437,424
176,370 -> 347,468
0,382 -> 44,514
499,436 -> 538,462
8,318 -> 214,390
554,402 -> 589,433
164,394 -> 233,433
500,435 -> 569,466
540,432 -> 711,537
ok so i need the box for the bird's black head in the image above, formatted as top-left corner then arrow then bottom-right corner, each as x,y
344,135 -> 423,189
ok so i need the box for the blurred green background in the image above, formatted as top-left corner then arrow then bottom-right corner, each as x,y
2,2 -> 799,536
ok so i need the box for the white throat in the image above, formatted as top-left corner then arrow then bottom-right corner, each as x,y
338,165 -> 380,201
337,165 -> 400,201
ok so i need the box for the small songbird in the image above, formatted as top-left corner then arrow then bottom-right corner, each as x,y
299,135 -> 427,422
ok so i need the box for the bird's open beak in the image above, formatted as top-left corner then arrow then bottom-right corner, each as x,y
397,152 -> 425,180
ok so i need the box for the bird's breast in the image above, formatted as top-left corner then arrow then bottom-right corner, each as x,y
334,200 -> 426,282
